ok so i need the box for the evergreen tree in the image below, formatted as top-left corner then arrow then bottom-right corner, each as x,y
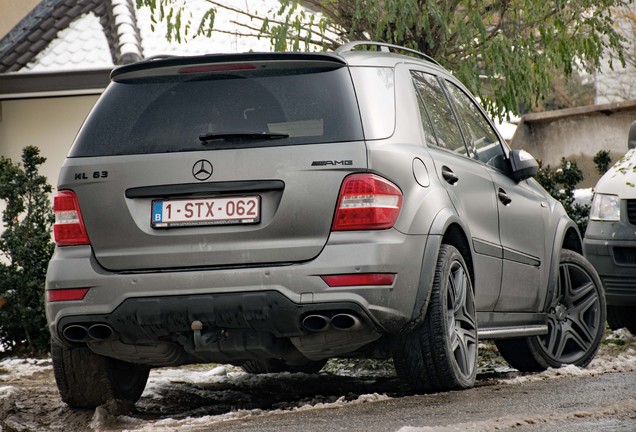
0,146 -> 54,355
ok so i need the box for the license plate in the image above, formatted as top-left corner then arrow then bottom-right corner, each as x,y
151,196 -> 260,228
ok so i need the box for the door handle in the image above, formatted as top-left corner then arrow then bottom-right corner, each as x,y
441,166 -> 459,185
498,188 -> 512,205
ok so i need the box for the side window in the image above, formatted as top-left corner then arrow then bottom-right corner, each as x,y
445,81 -> 506,170
415,90 -> 439,148
411,71 -> 467,154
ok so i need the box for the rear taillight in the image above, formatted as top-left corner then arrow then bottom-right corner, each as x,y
321,273 -> 396,287
46,288 -> 90,302
53,190 -> 90,246
332,174 -> 403,231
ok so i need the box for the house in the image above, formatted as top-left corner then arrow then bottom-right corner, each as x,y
0,0 -> 273,186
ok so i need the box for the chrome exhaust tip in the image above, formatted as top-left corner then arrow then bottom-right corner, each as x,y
330,313 -> 362,331
87,323 -> 115,341
302,314 -> 330,332
62,324 -> 89,343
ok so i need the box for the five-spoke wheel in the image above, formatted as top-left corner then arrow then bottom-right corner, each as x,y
497,249 -> 606,372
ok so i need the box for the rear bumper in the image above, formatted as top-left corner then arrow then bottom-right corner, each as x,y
584,237 -> 636,306
46,230 -> 432,365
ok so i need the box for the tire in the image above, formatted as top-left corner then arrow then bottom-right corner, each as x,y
607,305 -> 636,334
496,249 -> 606,372
393,244 -> 478,393
51,340 -> 150,409
241,358 -> 327,374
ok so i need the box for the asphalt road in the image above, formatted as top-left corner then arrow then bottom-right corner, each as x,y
207,371 -> 636,432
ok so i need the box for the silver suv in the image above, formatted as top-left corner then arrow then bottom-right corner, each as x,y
46,42 -> 606,408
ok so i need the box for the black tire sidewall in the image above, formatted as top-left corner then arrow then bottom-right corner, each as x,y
435,245 -> 477,387
393,244 -> 477,392
51,340 -> 149,408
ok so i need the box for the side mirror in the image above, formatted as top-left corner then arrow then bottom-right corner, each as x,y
628,120 -> 636,150
510,149 -> 539,182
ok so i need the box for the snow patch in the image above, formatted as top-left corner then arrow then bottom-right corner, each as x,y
0,385 -> 16,396
119,392 -> 391,431
0,358 -> 51,381
497,349 -> 636,385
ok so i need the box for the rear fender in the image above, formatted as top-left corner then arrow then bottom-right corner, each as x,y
406,207 -> 473,329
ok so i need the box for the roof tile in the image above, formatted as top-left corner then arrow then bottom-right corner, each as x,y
2,0 -> 294,73
26,29 -> 44,43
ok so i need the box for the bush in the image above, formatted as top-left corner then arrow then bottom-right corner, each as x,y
593,150 -> 612,175
0,146 -> 54,355
535,150 -> 613,235
535,157 -> 590,234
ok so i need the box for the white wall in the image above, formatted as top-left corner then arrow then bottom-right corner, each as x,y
0,95 -> 99,190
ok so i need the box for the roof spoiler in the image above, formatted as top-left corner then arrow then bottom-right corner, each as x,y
110,52 -> 346,81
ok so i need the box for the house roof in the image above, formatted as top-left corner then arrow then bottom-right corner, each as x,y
0,0 -> 277,98
0,0 -> 143,73
0,0 -> 277,75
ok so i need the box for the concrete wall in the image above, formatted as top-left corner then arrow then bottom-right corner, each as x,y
0,95 -> 99,189
511,101 -> 636,187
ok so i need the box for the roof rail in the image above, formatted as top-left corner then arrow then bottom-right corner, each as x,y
335,41 -> 441,66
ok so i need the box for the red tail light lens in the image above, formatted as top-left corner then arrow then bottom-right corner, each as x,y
321,273 -> 396,287
46,288 -> 90,302
53,191 -> 90,246
332,174 -> 403,231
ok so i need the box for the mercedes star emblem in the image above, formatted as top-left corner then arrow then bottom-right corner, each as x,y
192,159 -> 213,181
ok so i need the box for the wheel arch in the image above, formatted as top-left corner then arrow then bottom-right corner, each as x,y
544,216 -> 583,312
441,224 -> 475,291
407,207 -> 475,330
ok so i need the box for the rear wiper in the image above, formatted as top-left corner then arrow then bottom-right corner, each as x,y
199,131 -> 289,144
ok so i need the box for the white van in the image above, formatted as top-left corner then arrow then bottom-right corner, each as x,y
584,121 -> 636,333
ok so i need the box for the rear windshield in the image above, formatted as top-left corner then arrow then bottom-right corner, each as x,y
69,66 -> 364,157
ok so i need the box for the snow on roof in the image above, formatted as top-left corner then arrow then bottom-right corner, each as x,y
2,0 -> 282,74
23,12 -> 113,72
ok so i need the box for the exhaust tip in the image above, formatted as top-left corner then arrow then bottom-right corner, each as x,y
62,324 -> 89,343
302,314 -> 330,332
331,313 -> 361,331
87,323 -> 114,341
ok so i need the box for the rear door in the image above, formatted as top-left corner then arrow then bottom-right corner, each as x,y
59,56 -> 367,271
411,70 -> 503,311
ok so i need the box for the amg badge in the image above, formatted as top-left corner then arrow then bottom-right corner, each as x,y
311,160 -> 353,166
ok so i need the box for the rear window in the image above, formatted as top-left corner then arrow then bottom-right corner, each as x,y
69,66 -> 364,157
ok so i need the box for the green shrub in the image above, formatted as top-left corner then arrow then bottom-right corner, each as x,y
593,150 -> 612,175
535,150 -> 612,235
0,146 -> 54,355
535,157 -> 590,234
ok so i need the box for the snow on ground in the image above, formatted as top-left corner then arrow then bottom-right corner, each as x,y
109,393 -> 391,431
0,329 -> 634,431
573,188 -> 594,206
0,357 -> 51,381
